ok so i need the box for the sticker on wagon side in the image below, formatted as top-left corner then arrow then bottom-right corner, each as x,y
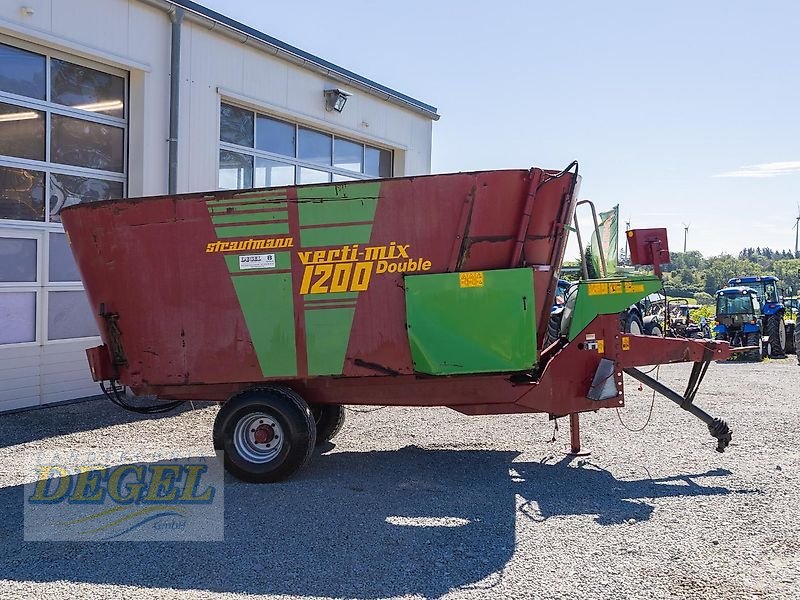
459,271 -> 484,288
239,254 -> 276,270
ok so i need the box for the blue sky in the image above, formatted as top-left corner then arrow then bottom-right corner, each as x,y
200,0 -> 800,258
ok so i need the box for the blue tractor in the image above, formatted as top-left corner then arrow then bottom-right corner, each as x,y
713,287 -> 765,361
727,276 -> 795,357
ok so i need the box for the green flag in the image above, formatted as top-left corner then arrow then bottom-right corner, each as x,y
590,205 -> 619,276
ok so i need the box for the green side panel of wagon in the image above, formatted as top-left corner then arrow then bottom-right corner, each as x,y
206,191 -> 298,377
205,182 -> 382,378
404,268 -> 538,375
296,182 -> 381,375
567,275 -> 664,341
231,274 -> 298,377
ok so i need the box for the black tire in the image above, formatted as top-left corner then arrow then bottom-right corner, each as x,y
544,310 -> 563,347
746,333 -> 763,362
765,315 -> 787,357
213,386 -> 316,483
624,312 -> 644,335
785,323 -> 796,354
311,404 -> 345,445
795,326 -> 800,365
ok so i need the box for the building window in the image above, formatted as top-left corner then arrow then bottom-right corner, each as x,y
0,230 -> 99,347
0,41 -> 127,223
218,101 -> 392,190
0,38 -> 119,347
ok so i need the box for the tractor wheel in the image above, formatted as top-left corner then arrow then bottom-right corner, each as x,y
794,325 -> 800,365
765,315 -> 787,357
543,310 -> 564,348
785,323 -> 796,354
624,312 -> 644,335
213,386 -> 316,483
649,324 -> 664,337
746,333 -> 764,362
310,404 -> 346,445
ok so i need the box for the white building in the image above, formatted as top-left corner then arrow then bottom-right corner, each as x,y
0,0 -> 438,412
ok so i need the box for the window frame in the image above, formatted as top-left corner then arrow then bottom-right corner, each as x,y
0,228 -> 100,347
0,35 -> 128,228
218,98 -> 393,188
0,228 -> 41,347
0,35 -> 117,347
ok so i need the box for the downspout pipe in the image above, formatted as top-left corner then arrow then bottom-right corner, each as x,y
168,6 -> 184,195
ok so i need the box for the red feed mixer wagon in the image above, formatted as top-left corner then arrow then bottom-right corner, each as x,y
61,163 -> 734,482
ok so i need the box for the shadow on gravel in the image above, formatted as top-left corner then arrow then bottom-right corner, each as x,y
0,398 -> 194,449
516,456 -> 738,525
0,447 -> 743,598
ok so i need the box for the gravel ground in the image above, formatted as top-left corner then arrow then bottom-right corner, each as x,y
1,358 -> 799,599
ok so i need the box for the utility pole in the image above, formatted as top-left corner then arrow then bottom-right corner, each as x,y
795,204 -> 799,258
682,223 -> 690,253
621,220 -> 631,264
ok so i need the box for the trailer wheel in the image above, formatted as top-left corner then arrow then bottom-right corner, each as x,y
311,404 -> 346,445
214,386 -> 316,483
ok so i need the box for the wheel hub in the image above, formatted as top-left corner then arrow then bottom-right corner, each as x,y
253,423 -> 275,444
232,412 -> 285,463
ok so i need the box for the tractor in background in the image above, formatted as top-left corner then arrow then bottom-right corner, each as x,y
785,296 -> 798,318
785,296 -> 798,362
713,287 -> 765,361
727,276 -> 794,356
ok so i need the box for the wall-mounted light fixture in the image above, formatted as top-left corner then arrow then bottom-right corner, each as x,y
323,88 -> 351,113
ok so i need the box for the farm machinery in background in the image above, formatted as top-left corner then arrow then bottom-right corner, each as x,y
713,287 -> 768,361
637,295 -> 711,340
725,276 -> 795,357
787,296 -> 800,364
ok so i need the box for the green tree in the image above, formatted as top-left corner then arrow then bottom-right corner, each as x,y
702,256 -> 763,294
774,259 -> 800,295
694,292 -> 714,305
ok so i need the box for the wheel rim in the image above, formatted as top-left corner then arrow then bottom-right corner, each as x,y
652,326 -> 663,337
629,320 -> 642,335
233,412 -> 285,464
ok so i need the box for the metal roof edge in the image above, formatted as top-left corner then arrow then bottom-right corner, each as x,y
145,0 -> 439,120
